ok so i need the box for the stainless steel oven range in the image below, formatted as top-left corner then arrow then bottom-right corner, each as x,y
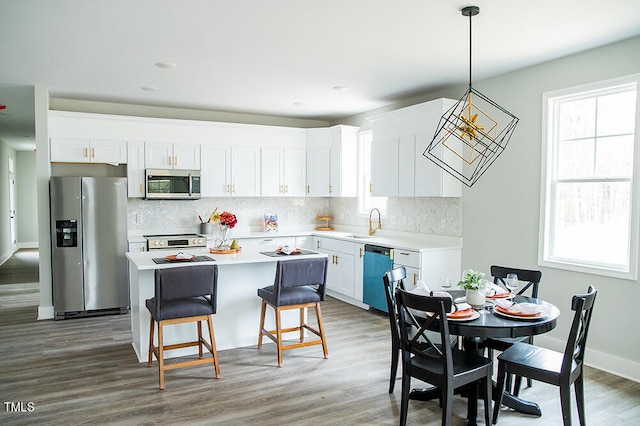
144,234 -> 207,251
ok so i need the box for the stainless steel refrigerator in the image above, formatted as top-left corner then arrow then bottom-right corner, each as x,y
50,177 -> 129,319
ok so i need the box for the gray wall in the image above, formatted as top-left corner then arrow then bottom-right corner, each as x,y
340,36 -> 640,381
15,151 -> 38,246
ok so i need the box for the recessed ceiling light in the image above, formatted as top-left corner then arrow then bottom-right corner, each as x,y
332,86 -> 348,92
155,62 -> 176,69
141,86 -> 158,91
293,101 -> 305,106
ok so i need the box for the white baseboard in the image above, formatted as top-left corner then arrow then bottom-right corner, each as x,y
38,305 -> 54,320
536,335 -> 640,383
17,242 -> 39,249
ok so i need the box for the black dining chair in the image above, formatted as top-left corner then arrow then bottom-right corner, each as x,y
396,288 -> 493,426
382,266 -> 406,393
146,265 -> 220,390
492,285 -> 597,426
484,265 -> 542,391
257,257 -> 329,367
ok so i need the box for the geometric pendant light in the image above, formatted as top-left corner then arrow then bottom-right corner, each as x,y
423,6 -> 519,187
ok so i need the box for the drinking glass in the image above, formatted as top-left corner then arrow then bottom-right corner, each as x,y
440,276 -> 452,291
505,273 -> 519,302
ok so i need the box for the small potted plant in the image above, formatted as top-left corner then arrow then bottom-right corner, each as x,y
458,269 -> 488,307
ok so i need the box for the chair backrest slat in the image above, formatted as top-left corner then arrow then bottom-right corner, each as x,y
491,265 -> 542,298
562,285 -> 597,374
396,289 -> 454,376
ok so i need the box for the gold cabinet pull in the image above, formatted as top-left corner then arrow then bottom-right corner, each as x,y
414,274 -> 418,285
232,184 -> 236,193
359,247 -> 364,258
139,183 -> 143,194
316,240 -> 320,249
335,255 -> 339,265
369,182 -> 373,192
85,147 -> 89,158
329,185 -> 333,194
169,156 -> 173,166
285,185 -> 288,193
307,185 -> 311,194
91,147 -> 95,158
227,184 -> 231,193
174,156 -> 178,167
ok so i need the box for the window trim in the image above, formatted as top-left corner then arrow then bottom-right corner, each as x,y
538,74 -> 640,280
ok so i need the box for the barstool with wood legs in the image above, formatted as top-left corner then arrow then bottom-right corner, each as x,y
146,265 -> 220,390
257,257 -> 329,367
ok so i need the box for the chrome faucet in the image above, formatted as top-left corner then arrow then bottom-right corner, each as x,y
369,208 -> 382,236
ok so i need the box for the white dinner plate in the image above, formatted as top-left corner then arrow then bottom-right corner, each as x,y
447,310 -> 480,322
494,309 -> 545,321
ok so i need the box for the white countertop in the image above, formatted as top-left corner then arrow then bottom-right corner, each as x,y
126,246 -> 327,271
128,226 -> 462,253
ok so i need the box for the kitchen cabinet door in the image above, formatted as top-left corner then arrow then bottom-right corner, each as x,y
398,133 -> 417,197
306,148 -> 331,196
283,148 -> 306,196
127,141 -> 145,198
261,147 -> 306,197
145,143 -> 200,170
370,137 -> 399,196
353,243 -> 365,302
230,146 -> 260,196
200,145 -> 230,197
50,137 -> 126,164
173,143 -> 200,170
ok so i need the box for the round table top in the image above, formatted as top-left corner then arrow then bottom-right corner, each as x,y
447,294 -> 560,339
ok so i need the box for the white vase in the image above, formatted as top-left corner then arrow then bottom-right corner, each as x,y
466,288 -> 486,307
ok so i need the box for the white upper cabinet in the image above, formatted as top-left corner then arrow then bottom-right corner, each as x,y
261,147 -> 306,197
201,145 -> 260,197
145,142 -> 200,170
305,125 -> 358,197
50,137 -> 127,164
127,141 -> 146,198
370,98 -> 462,197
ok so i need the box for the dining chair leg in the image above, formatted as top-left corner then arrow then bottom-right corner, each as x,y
197,320 -> 203,359
315,303 -> 329,359
206,315 -> 220,378
442,387 -> 454,426
158,322 -> 165,390
484,374 -> 492,426
492,361 -> 507,424
559,384 -> 572,425
388,339 -> 399,393
575,373 -> 586,426
399,374 -> 410,426
147,316 -> 155,367
257,300 -> 267,348
299,307 -> 305,342
275,307 -> 283,367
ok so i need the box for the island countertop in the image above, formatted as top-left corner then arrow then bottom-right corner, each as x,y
126,246 -> 328,363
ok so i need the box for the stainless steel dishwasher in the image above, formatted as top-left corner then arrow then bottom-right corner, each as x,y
363,244 -> 394,312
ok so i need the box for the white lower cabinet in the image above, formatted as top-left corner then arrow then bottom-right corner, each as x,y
238,236 -> 296,252
313,236 -> 363,305
393,247 -> 461,291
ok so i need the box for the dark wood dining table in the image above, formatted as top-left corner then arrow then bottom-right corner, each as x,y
411,291 -> 561,426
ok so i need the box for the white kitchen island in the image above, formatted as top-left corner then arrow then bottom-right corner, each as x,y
126,247 -> 327,363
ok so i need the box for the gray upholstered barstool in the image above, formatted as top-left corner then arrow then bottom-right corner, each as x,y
257,257 -> 329,367
146,265 -> 220,390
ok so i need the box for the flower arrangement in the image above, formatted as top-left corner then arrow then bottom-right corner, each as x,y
208,208 -> 238,229
458,269 -> 488,290
208,208 -> 237,249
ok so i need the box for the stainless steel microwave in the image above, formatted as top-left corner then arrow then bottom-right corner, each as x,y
145,169 -> 201,200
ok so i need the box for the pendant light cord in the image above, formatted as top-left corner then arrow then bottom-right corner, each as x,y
468,9 -> 473,89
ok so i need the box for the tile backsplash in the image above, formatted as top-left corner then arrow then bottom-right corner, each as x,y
128,196 -> 461,237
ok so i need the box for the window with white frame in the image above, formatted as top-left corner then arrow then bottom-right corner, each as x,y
539,74 -> 640,280
358,130 -> 388,215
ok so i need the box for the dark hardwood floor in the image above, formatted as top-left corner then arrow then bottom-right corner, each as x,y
1,256 -> 639,425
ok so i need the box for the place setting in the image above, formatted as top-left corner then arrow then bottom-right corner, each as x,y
493,299 -> 547,321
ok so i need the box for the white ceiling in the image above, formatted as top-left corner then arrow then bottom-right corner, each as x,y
1,0 -> 640,151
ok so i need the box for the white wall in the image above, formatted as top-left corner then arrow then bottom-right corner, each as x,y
15,151 -> 38,246
0,140 -> 17,263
